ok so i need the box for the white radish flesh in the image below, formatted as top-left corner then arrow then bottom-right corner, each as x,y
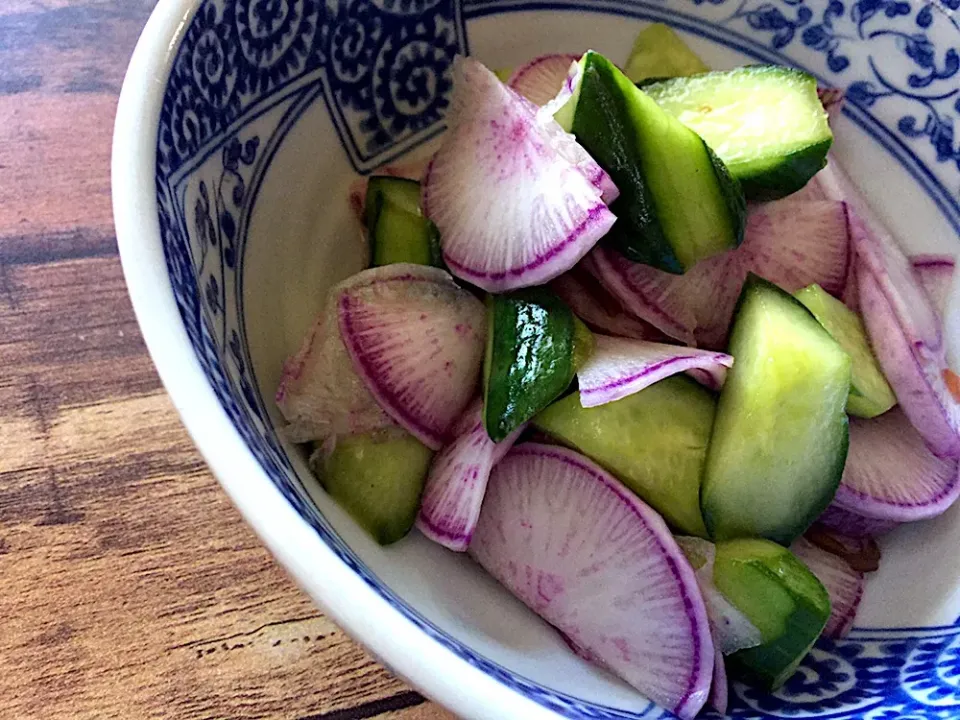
550,267 -> 663,340
507,53 -> 580,107
422,57 -> 616,292
337,264 -> 486,450
416,399 -> 525,551
577,335 -> 732,407
912,254 -> 955,316
470,444 -> 714,719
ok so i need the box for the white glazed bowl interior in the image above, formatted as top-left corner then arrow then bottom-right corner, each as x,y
114,1 -> 960,718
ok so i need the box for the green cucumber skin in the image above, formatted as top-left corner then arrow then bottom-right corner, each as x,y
714,539 -> 830,690
533,378 -> 714,537
483,288 -> 578,443
702,275 -> 850,546
571,52 -> 745,273
364,176 -> 444,269
321,431 -> 434,545
736,140 -> 833,201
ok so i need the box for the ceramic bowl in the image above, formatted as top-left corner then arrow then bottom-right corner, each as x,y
112,0 -> 960,717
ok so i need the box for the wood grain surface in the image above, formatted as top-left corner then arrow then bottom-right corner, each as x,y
0,2 -> 456,718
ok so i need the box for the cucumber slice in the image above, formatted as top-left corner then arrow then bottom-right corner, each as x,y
643,66 -> 833,200
713,538 -> 830,690
701,275 -> 851,545
320,429 -> 434,545
483,288 -> 590,442
566,51 -> 746,273
533,377 -> 714,536
795,284 -> 897,418
624,24 -> 709,84
363,177 -> 442,268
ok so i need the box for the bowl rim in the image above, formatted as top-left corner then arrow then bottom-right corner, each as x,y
111,2 -> 564,718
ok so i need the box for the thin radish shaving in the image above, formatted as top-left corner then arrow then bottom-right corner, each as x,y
817,504 -> 900,538
858,267 -> 960,458
790,537 -> 864,638
710,646 -> 728,715
827,408 -> 960,526
471,444 -> 714,719
337,264 -> 486,450
422,57 -> 616,292
912,254 -> 955,316
507,53 -> 580,107
590,200 -> 850,348
276,285 -> 396,443
577,335 -> 732,407
675,536 -> 764,657
416,399 -> 525,551
550,267 -> 664,340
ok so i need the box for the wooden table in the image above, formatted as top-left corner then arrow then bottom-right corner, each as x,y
0,2 -> 456,718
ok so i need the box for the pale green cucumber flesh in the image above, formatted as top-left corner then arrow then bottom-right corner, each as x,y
702,275 -> 851,545
569,51 -> 745,273
483,288 -> 578,443
795,284 -> 897,418
643,65 -> 833,200
321,430 -> 433,545
364,176 -> 422,226
714,538 -> 830,690
371,199 -> 442,267
533,378 -> 714,537
624,23 -> 709,84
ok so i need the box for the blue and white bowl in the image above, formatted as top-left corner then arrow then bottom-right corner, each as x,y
112,0 -> 960,717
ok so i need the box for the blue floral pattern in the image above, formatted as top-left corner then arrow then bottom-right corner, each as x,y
153,0 -> 960,718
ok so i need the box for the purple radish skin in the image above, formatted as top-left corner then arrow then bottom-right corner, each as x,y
791,537 -> 864,638
710,646 -> 728,715
422,57 -> 616,292
912,254 -> 955,316
337,264 -> 486,450
416,399 -> 525,551
470,444 -> 714,719
577,335 -> 733,407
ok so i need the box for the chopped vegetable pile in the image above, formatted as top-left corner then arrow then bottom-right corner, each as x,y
276,24 -> 960,719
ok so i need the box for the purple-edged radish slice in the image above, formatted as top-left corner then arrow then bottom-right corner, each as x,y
819,161 -> 941,351
816,503 -> 900,538
507,53 -> 580,107
805,524 -> 881,572
337,264 -> 486,450
422,57 -> 616,292
710,647 -> 728,715
550,267 -> 663,340
858,267 -> 960,458
790,537 -> 864,638
675,536 -> 764,656
470,444 -> 714,719
577,336 -> 732,407
912,254 -> 955,316
276,289 -> 396,443
589,201 -> 850,348
826,407 -> 960,527
416,399 -> 525,551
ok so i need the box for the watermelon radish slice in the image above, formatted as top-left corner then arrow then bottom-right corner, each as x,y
276,286 -> 396,443
710,646 -> 728,715
858,267 -> 960,458
825,407 -> 960,527
416,399 -> 525,551
790,537 -> 864,638
674,536 -> 764,656
337,264 -> 486,450
577,335 -> 733,407
470,444 -> 714,719
912,254 -> 955,316
589,200 -> 850,348
507,53 -> 580,107
422,57 -> 616,292
550,266 -> 663,340
805,525 -> 882,572
816,504 -> 900,538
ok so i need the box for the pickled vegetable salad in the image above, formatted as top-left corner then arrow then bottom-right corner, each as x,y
277,24 -> 960,719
